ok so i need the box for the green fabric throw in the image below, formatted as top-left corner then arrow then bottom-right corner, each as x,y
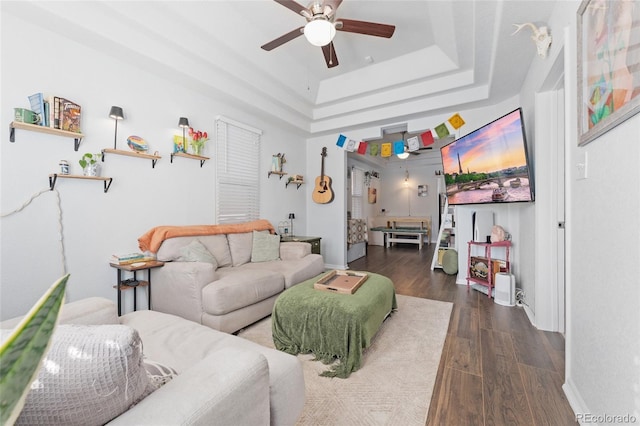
272,272 -> 397,378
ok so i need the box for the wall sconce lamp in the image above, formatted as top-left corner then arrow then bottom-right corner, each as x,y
178,117 -> 190,153
109,106 -> 124,149
288,213 -> 295,236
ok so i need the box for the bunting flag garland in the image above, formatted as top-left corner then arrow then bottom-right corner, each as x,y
345,138 -> 358,152
407,136 -> 420,152
434,123 -> 450,139
333,112 -> 465,158
381,143 -> 392,157
393,140 -> 405,155
448,113 -> 465,130
420,130 -> 434,147
357,141 -> 367,154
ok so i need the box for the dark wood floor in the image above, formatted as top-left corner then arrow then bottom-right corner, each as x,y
348,244 -> 577,426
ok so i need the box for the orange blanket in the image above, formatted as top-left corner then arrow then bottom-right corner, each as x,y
138,219 -> 275,253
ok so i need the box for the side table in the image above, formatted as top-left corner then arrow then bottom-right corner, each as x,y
280,235 -> 321,255
109,261 -> 164,316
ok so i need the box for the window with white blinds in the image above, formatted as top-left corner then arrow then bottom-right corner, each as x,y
351,167 -> 364,219
215,116 -> 262,224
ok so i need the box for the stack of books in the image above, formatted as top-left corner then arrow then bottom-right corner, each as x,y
110,253 -> 154,265
27,92 -> 81,133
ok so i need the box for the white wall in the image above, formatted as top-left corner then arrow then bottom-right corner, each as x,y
564,7 -> 640,421
518,0 -> 640,419
0,12 -> 309,319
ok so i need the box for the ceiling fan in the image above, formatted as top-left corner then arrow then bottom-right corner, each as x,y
261,0 -> 396,68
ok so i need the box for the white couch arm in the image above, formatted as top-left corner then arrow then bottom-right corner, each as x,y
279,241 -> 311,260
0,297 -> 119,329
107,348 -> 271,426
152,262 -> 216,323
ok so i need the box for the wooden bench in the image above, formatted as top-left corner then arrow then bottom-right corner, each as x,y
370,216 -> 431,250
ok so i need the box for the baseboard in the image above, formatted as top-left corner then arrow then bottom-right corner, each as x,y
523,304 -> 535,327
562,378 -> 585,424
325,263 -> 347,270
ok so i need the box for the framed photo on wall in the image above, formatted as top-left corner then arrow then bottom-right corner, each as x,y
577,0 -> 640,146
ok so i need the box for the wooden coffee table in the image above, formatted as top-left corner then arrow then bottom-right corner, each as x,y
272,271 -> 396,378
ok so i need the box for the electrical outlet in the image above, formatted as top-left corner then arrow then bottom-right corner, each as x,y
576,151 -> 588,180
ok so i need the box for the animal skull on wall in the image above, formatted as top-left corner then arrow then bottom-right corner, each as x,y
512,22 -> 552,58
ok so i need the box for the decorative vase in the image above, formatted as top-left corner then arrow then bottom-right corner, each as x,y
192,144 -> 202,156
83,163 -> 100,177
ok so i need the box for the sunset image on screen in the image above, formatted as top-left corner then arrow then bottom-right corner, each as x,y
440,109 -> 534,205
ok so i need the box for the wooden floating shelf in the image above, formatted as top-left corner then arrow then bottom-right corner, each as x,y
286,180 -> 304,189
170,152 -> 209,167
268,171 -> 287,179
10,121 -> 84,150
102,148 -> 161,168
49,174 -> 113,193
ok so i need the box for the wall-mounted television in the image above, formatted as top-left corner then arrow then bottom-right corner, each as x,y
440,108 -> 534,205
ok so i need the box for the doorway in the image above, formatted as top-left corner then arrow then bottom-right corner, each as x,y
534,47 -> 566,333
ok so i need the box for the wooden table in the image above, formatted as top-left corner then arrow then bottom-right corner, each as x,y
280,235 -> 321,255
374,216 -> 432,249
110,261 -> 164,315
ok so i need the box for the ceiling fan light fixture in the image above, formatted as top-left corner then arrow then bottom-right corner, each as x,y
397,149 -> 410,160
304,19 -> 336,47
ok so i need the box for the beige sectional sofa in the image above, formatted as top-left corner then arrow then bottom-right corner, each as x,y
143,221 -> 325,333
1,296 -> 305,425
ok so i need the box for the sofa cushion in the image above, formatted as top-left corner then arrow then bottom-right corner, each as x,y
227,232 -> 253,266
119,309 -> 305,426
202,269 -> 284,315
251,230 -> 281,262
156,235 -> 232,267
199,235 -> 232,267
13,324 -> 149,426
239,254 -> 325,288
177,239 -> 218,269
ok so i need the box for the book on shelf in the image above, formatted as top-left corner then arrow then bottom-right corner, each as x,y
110,253 -> 145,263
27,93 -> 45,126
60,99 -> 81,133
53,96 -> 62,129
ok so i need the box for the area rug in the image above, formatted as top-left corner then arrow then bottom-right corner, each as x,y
238,294 -> 453,425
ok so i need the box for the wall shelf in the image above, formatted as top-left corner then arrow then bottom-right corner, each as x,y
286,180 -> 304,189
49,174 -> 113,193
10,121 -> 84,151
102,148 -> 161,168
268,171 -> 287,179
170,152 -> 209,167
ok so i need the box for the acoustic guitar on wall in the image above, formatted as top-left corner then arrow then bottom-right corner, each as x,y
312,147 -> 334,204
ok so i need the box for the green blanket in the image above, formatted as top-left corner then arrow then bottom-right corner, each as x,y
272,272 -> 397,378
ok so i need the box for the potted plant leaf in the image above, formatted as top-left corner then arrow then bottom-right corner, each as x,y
78,153 -> 101,176
0,274 -> 69,425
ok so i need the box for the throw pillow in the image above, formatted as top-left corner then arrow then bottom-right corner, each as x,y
14,324 -> 150,426
251,230 -> 281,263
177,239 -> 218,269
143,357 -> 178,390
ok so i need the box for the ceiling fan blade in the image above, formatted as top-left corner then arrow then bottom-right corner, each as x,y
322,42 -> 339,68
274,0 -> 308,16
261,27 -> 304,51
323,0 -> 343,17
336,18 -> 395,38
